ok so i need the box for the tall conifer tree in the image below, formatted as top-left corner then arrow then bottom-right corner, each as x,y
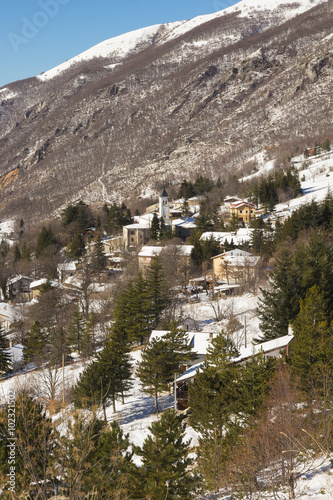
133,409 -> 195,499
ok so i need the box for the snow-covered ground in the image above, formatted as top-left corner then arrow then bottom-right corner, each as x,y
274,152 -> 333,214
0,219 -> 15,238
241,150 -> 333,218
0,88 -> 16,101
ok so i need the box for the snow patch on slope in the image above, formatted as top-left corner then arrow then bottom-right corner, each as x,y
0,88 -> 16,100
37,24 -> 162,81
158,0 -> 327,43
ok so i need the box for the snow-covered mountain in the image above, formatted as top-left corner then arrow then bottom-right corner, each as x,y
0,0 -> 332,223
36,0 -> 326,82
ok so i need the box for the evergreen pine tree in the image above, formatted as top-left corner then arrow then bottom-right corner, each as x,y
137,338 -> 172,413
91,231 -> 107,274
79,419 -> 134,498
290,285 -> 333,392
188,332 -> 242,492
49,325 -> 71,366
67,230 -> 85,259
22,241 -> 31,261
239,352 -> 275,415
95,214 -> 101,231
0,327 -> 11,375
72,359 -> 116,416
133,409 -> 195,499
110,274 -> 152,345
164,321 -> 197,371
68,306 -> 86,355
0,392 -> 57,496
23,320 -> 48,366
145,257 -> 168,329
150,213 -> 160,241
258,246 -> 303,341
13,243 -> 21,264
73,335 -> 132,416
36,226 -> 57,258
160,217 -> 172,240
127,272 -> 151,344
190,231 -> 204,266
322,138 -> 331,151
98,334 -> 133,408
81,312 -> 97,358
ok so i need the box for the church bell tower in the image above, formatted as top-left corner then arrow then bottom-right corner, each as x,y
159,188 -> 170,222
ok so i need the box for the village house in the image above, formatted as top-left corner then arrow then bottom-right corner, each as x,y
175,331 -> 294,410
211,249 -> 260,284
123,188 -> 172,249
30,279 -> 57,299
169,206 -> 183,220
0,303 -> 15,331
102,236 -> 124,254
123,219 -> 151,249
138,246 -> 164,270
138,244 -> 194,271
148,329 -> 213,367
230,200 -> 255,224
6,275 -> 33,301
172,218 -> 197,239
223,196 -> 242,209
57,262 -> 77,283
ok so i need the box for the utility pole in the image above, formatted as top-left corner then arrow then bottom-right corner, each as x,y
174,373 -> 177,412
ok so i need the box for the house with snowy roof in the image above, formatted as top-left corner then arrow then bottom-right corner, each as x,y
211,249 -> 260,283
6,275 -> 33,301
57,262 -> 77,283
123,214 -> 152,249
230,200 -> 255,224
172,218 -> 197,239
138,244 -> 194,271
138,245 -> 165,270
102,236 -> 124,254
30,279 -> 57,299
123,189 -> 172,249
0,303 -> 15,331
175,331 -> 294,410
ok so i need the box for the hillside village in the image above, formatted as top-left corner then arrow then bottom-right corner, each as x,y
0,147 -> 333,498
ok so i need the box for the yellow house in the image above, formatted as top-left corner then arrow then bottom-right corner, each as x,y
0,303 -> 14,331
30,279 -> 56,299
230,200 -> 255,224
211,250 -> 260,284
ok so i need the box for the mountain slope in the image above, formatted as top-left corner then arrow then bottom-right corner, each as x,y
0,0 -> 332,222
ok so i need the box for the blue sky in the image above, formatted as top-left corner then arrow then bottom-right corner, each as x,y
0,0 -> 239,87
